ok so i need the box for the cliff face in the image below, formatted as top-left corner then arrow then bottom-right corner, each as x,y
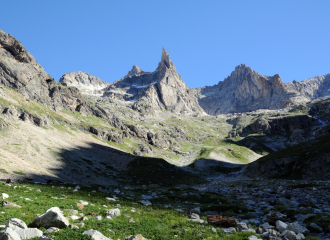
0,29 -> 87,113
194,64 -> 300,115
59,71 -> 109,96
102,48 -> 205,115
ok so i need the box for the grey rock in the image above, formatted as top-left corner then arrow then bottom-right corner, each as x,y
0,228 -> 21,240
2,201 -> 22,209
64,209 -> 78,216
247,236 -> 262,240
82,229 -> 111,240
276,220 -> 288,233
0,29 -> 87,113
15,228 -> 43,239
281,230 -> 297,240
39,237 -> 53,240
194,64 -> 301,115
261,222 -> 275,229
287,222 -> 309,235
29,207 -> 69,229
5,218 -> 27,231
125,234 -> 148,240
296,233 -> 305,240
138,200 -> 152,206
223,227 -> 236,234
43,227 -> 60,234
237,222 -> 248,230
59,71 -> 109,96
106,209 -> 120,217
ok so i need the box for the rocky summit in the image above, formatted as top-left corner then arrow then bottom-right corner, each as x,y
59,71 -> 109,96
193,64 -> 309,115
0,28 -> 330,240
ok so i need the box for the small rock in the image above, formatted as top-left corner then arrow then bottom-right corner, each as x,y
79,200 -> 88,206
207,215 -> 238,228
281,230 -> 297,240
69,224 -> 79,229
64,209 -> 78,216
287,222 -> 309,235
138,200 -> 152,206
1,193 -> 9,199
237,222 -> 248,230
16,228 -> 43,239
82,229 -> 110,240
106,209 -> 120,217
276,220 -> 288,233
6,218 -> 28,231
43,227 -> 60,234
2,201 -> 22,208
125,234 -> 148,240
223,227 -> 236,234
261,222 -> 275,229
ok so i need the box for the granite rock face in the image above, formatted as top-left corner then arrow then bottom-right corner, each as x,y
194,64 -> 307,115
102,48 -> 204,115
59,71 -> 109,96
0,29 -> 87,113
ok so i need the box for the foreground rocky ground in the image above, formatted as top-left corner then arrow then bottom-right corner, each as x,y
0,175 -> 329,240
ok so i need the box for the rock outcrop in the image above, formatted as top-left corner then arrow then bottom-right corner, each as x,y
102,48 -> 204,115
59,71 -> 109,96
194,64 -> 307,115
0,29 -> 87,113
285,73 -> 330,100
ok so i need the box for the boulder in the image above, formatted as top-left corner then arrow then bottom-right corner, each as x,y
6,219 -> 27,231
29,207 -> 69,229
207,215 -> 238,228
15,228 -> 43,239
82,230 -> 111,240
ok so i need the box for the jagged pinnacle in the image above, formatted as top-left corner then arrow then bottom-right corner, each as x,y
161,47 -> 171,68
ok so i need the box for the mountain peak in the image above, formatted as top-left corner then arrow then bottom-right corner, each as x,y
125,64 -> 144,78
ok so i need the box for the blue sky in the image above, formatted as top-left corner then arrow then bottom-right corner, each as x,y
1,1 -> 329,88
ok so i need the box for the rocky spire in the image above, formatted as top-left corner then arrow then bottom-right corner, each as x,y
126,65 -> 144,77
157,47 -> 176,71
161,47 -> 172,68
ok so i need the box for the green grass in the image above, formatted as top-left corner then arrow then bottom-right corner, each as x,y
304,214 -> 330,233
0,169 -> 9,174
12,171 -> 26,175
0,181 -> 257,240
